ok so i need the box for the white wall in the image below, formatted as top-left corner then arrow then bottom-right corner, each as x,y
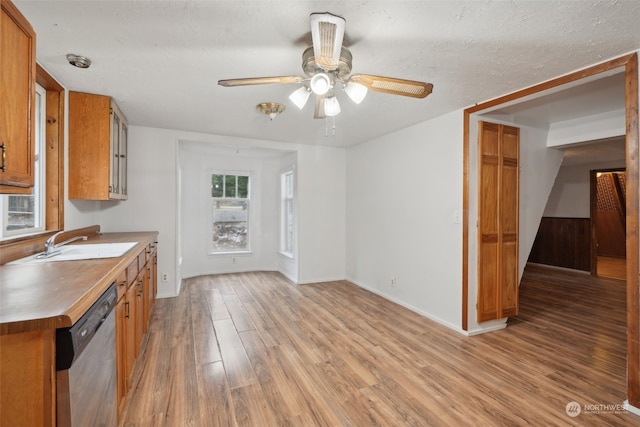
178,141 -> 282,277
517,126 -> 565,278
346,110 -> 464,332
544,159 -> 625,218
93,126 -> 179,297
296,146 -> 346,284
547,109 -> 625,147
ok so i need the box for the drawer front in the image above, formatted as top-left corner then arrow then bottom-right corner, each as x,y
116,269 -> 127,300
138,250 -> 146,271
127,259 -> 138,285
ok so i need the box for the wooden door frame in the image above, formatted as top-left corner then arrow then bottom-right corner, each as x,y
462,53 -> 639,406
590,167 -> 626,276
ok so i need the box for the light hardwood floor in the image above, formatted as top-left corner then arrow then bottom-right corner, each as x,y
120,265 -> 638,426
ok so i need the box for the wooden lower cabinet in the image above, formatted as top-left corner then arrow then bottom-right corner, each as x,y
115,243 -> 157,419
0,230 -> 158,426
0,330 -> 56,426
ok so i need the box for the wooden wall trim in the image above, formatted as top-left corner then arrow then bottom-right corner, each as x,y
465,54 -> 636,115
36,63 -> 65,231
462,109 -> 470,330
624,53 -> 640,407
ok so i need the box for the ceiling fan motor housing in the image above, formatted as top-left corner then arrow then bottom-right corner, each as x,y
302,46 -> 352,79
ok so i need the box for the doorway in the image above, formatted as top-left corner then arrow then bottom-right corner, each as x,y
592,168 -> 627,279
462,53 -> 640,407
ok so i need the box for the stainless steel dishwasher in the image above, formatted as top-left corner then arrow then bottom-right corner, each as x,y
56,283 -> 118,426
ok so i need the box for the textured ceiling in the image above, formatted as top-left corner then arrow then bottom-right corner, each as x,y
14,0 -> 640,147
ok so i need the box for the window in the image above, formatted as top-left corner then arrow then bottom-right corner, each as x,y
211,173 -> 250,252
0,83 -> 46,238
280,170 -> 294,257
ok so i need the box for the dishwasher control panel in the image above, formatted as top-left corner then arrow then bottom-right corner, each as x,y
56,283 -> 117,371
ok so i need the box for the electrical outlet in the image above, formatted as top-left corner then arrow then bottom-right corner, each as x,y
161,273 -> 168,282
391,277 -> 396,287
454,210 -> 462,224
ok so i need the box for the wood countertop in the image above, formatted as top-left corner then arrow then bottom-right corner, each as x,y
0,231 -> 158,335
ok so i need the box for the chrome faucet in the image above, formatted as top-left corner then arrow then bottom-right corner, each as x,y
37,231 -> 88,259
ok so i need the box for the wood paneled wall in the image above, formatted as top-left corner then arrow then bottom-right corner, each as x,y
528,217 -> 590,271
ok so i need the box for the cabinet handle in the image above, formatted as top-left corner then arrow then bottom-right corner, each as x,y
1,143 -> 6,172
125,301 -> 130,318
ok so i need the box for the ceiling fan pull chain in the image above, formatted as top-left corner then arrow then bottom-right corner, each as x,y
324,117 -> 337,138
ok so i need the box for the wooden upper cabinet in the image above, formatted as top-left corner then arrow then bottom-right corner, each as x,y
68,91 -> 128,200
0,0 -> 36,194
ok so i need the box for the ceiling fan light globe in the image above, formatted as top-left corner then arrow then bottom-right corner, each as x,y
324,96 -> 341,117
310,73 -> 331,95
345,81 -> 368,104
289,86 -> 311,109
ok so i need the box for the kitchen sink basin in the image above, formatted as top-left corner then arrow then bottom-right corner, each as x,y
9,242 -> 138,264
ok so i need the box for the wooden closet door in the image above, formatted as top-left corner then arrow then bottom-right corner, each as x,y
477,122 -> 520,322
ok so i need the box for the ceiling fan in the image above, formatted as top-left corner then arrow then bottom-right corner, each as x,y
218,12 -> 433,119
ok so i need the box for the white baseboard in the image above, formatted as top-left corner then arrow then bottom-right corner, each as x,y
346,277 -> 468,335
624,400 -> 640,417
277,269 -> 298,284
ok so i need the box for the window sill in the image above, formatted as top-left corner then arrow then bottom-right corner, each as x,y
208,250 -> 253,256
278,251 -> 294,260
0,229 -> 55,244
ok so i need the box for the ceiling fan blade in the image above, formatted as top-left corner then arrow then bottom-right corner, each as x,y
218,76 -> 305,87
310,12 -> 346,71
348,74 -> 433,99
314,94 -> 326,119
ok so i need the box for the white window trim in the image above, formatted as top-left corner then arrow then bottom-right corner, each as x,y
278,168 -> 295,259
209,170 -> 252,255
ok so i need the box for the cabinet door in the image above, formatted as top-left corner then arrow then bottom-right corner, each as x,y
142,263 -> 151,333
0,330 -> 56,426
134,276 -> 144,357
0,1 -> 36,193
115,298 -> 127,413
148,248 -> 157,318
120,122 -> 128,198
125,284 -> 137,389
68,92 -> 112,200
109,107 -> 121,198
